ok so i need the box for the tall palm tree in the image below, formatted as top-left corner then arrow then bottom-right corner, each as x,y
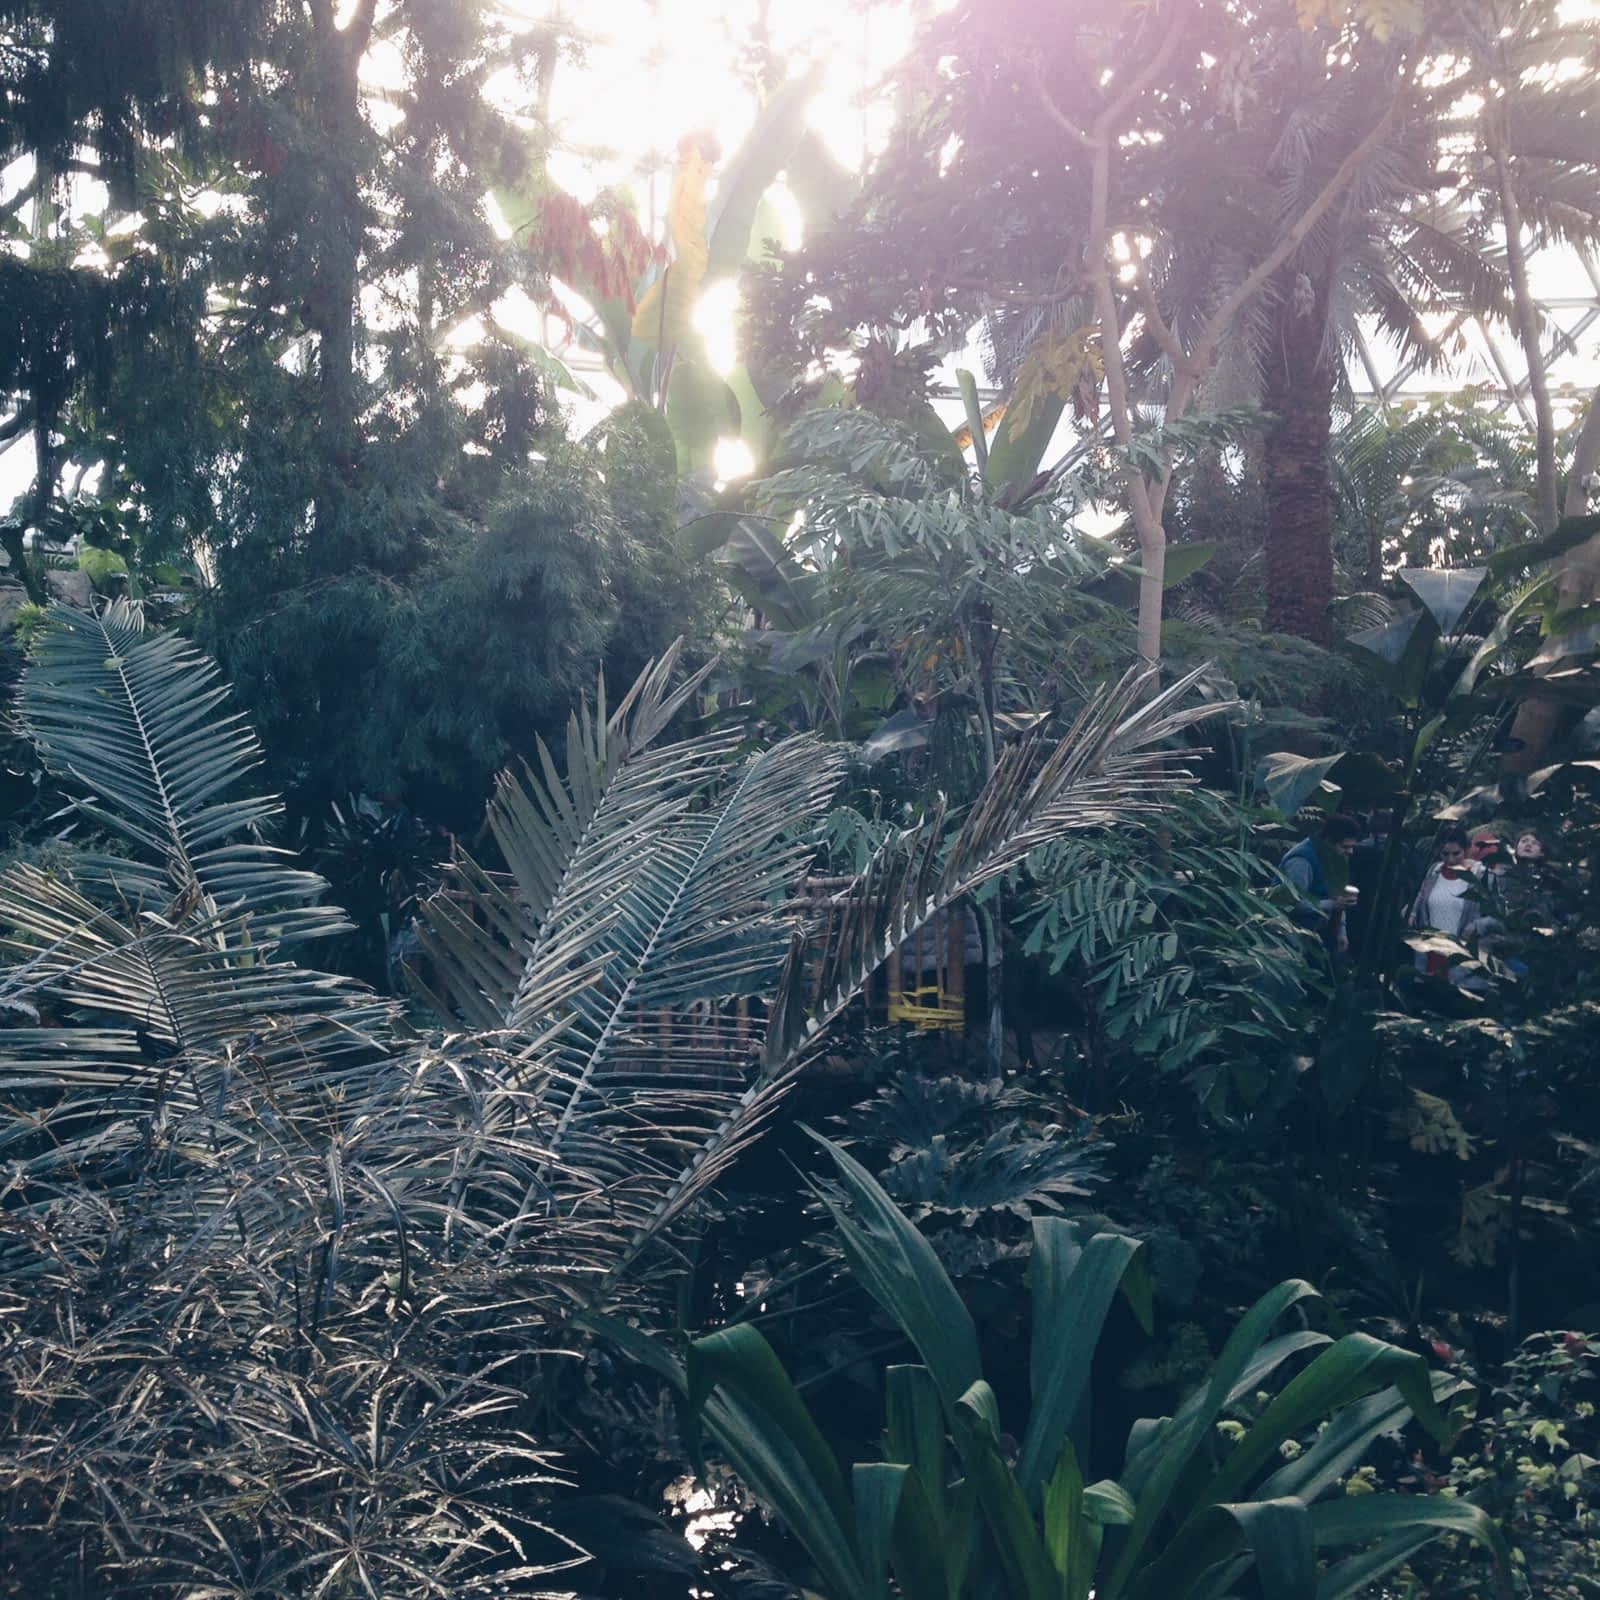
1136,0 -> 1599,643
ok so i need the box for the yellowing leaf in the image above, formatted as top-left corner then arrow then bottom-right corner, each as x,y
1390,1088 -> 1474,1160
1353,0 -> 1423,40
1298,0 -> 1421,38
1295,0 -> 1349,28
1008,327 -> 1101,435
632,133 -> 717,350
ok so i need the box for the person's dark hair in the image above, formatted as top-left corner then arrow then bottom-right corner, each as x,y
1321,813 -> 1362,844
1438,823 -> 1471,850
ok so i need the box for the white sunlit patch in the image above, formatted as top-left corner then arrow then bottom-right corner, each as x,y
713,437 -> 755,487
694,278 -> 742,374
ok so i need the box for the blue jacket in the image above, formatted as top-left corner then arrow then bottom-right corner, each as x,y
1280,837 -> 1333,929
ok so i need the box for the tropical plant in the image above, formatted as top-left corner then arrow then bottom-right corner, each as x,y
593,1133 -> 1511,1600
496,60 -> 836,475
0,598 -> 1217,1593
1371,1331 -> 1600,1599
697,406 -> 1120,764
1018,792 -> 1317,1113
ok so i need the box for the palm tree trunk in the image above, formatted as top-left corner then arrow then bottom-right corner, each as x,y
1261,263 -> 1336,644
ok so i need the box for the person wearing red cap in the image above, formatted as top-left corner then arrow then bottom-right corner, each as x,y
1469,830 -> 1511,875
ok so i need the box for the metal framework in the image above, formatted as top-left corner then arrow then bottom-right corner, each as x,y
1344,252 -> 1600,421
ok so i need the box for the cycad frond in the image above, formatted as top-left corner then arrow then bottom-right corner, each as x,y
411,641 -> 715,1024
1,604 -> 395,1176
571,665 -> 1218,1302
17,601 -> 345,944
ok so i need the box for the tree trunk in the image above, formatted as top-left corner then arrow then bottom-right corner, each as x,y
1487,106 -> 1559,535
305,8 -> 373,540
1261,263 -> 1336,644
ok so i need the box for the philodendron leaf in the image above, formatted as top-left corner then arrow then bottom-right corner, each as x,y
1256,751 -> 1345,818
1399,567 -> 1487,637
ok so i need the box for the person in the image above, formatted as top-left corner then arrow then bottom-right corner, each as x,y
1408,825 -> 1491,978
1469,829 -> 1512,877
1281,813 -> 1361,953
1498,830 -> 1557,983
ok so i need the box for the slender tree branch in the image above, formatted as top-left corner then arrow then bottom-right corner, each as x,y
0,406 -> 35,445
946,274 -> 1086,308
1092,10 -> 1188,139
1031,63 -> 1094,149
1131,268 -> 1189,372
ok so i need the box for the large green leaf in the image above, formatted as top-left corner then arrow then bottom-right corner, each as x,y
852,1464 -> 907,1600
810,1131 -> 983,1412
1202,1334 -> 1466,1509
689,1324 -> 856,1536
953,1384 -> 1059,1600
781,126 -> 860,228
1345,607 -> 1425,666
1124,1497 -> 1316,1600
666,357 -> 742,474
1108,1279 -> 1320,1596
887,1466 -> 960,1600
705,65 -> 824,280
1399,566 -> 1488,636
1260,1374 -> 1473,1506
986,394 -> 1065,497
1255,751 -> 1345,817
1310,1494 -> 1510,1599
1016,1222 -> 1148,1502
718,519 -> 823,629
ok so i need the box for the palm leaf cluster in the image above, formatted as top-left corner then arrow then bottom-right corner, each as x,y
1,600 -> 1213,1594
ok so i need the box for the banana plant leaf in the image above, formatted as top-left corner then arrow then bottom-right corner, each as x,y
1255,751 -> 1345,818
1399,566 -> 1488,636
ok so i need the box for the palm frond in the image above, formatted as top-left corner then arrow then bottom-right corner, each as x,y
570,665 -> 1220,1302
18,601 -> 344,945
2,603 -> 396,1178
410,641 -> 714,1024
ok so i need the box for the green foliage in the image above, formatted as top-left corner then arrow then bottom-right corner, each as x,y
1372,1333 -> 1600,1599
0,605 -> 1215,1594
598,1136 -> 1509,1600
1018,795 -> 1315,1109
